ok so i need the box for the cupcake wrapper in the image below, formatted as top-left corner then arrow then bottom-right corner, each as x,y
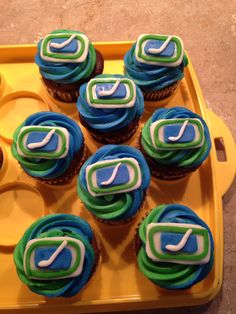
45,88 -> 80,103
134,211 -> 151,255
139,136 -> 198,180
22,144 -> 88,186
88,232 -> 102,278
143,81 -> 179,101
42,49 -> 104,103
79,115 -> 140,144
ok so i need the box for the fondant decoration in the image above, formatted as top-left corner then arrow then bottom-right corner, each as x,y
86,77 -> 136,108
86,157 -> 141,196
97,78 -> 121,97
49,34 -> 78,52
17,126 -> 70,159
135,34 -> 184,66
35,245 -> 72,270
161,230 -> 197,254
164,229 -> 193,252
146,222 -> 211,265
40,32 -> 90,63
27,128 -> 56,150
23,236 -> 85,279
150,118 -> 204,150
37,240 -> 68,267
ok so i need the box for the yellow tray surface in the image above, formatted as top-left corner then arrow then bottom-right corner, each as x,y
0,42 -> 235,313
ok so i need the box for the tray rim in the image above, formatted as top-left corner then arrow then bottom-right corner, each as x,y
0,41 -> 235,312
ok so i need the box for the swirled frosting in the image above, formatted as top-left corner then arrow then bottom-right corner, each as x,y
35,30 -> 96,84
124,35 -> 188,92
11,112 -> 84,179
77,145 -> 151,221
141,107 -> 211,168
137,204 -> 214,289
76,74 -> 144,132
13,214 -> 97,297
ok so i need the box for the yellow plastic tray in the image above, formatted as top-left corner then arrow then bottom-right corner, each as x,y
0,42 -> 235,313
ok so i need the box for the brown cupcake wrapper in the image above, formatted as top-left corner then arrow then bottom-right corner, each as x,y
77,231 -> 102,293
23,144 -> 88,186
89,231 -> 102,276
138,135 -> 197,180
143,81 -> 179,101
134,211 -> 151,256
79,115 -> 140,144
42,49 -> 104,103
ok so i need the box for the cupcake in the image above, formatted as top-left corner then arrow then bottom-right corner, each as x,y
124,34 -> 188,101
135,204 -> 214,289
11,112 -> 87,185
77,145 -> 151,225
140,107 -> 211,180
14,214 -> 100,297
35,29 -> 104,102
77,74 -> 144,144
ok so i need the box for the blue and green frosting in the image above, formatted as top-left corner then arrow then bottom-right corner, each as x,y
13,214 -> 96,297
77,74 -> 144,132
137,204 -> 214,289
35,30 -> 96,84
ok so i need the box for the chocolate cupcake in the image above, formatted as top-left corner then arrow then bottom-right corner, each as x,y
135,204 -> 214,289
77,74 -> 144,144
11,112 -> 87,185
140,107 -> 211,180
35,30 -> 104,102
14,214 -> 100,297
124,34 -> 188,101
77,145 -> 151,225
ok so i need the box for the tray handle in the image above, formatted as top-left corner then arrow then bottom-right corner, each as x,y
207,109 -> 236,196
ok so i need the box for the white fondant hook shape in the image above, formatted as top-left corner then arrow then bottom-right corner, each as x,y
50,34 -> 77,49
27,128 -> 56,149
38,240 -> 67,267
101,162 -> 121,186
148,35 -> 172,54
165,229 -> 192,252
98,79 -> 121,97
168,120 -> 189,142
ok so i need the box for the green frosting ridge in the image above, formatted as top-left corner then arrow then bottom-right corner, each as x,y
78,183 -> 133,219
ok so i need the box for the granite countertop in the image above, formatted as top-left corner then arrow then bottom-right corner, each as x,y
0,1 -> 235,313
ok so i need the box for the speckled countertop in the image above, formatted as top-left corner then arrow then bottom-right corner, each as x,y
0,1 -> 235,313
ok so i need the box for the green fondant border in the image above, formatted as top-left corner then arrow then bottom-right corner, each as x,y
25,239 -> 81,279
87,79 -> 135,105
87,159 -> 139,194
137,34 -> 182,63
42,33 -> 86,60
18,127 -> 67,158
154,119 -> 204,149
148,225 -> 209,262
